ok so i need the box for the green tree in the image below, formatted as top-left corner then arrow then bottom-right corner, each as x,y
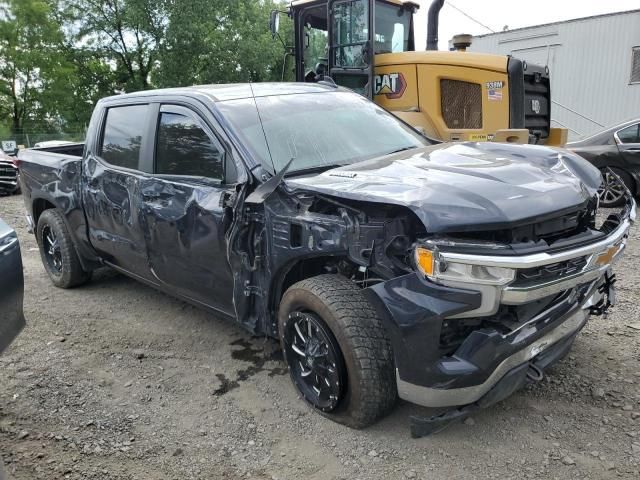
157,0 -> 293,87
61,0 -> 167,91
40,46 -> 117,133
0,0 -> 300,142
0,0 -> 66,136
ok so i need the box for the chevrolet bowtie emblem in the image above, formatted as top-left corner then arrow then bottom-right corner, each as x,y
596,244 -> 622,266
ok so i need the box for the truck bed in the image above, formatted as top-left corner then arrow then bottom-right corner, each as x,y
18,143 -> 86,240
31,142 -> 85,157
19,142 -> 84,172
18,142 -> 84,170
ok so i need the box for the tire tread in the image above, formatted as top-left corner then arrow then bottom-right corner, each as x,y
37,209 -> 91,288
280,274 -> 396,428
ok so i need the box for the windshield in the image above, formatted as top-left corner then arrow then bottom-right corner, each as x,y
217,91 -> 430,174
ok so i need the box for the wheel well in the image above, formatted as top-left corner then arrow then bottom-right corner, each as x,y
33,199 -> 56,226
617,168 -> 637,195
271,256 -> 346,318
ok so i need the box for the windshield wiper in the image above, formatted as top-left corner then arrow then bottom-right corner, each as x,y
285,163 -> 344,177
245,158 -> 346,204
386,145 -> 420,155
245,157 -> 296,205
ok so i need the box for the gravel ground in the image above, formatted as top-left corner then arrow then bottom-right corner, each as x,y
1,192 -> 639,480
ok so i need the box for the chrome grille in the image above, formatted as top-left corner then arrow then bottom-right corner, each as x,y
515,256 -> 588,285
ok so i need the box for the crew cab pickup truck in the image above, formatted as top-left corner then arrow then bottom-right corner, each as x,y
18,83 -> 635,436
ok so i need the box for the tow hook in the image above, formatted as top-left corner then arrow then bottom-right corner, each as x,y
527,363 -> 544,382
589,272 -> 616,316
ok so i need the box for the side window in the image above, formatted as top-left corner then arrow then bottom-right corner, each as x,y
303,13 -> 329,76
332,0 -> 369,68
374,2 -> 411,54
617,124 -> 640,144
155,112 -> 224,179
101,104 -> 149,169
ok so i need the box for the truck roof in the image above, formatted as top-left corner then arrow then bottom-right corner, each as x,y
99,82 -> 343,104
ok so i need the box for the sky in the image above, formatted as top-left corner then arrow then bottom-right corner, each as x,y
412,0 -> 640,50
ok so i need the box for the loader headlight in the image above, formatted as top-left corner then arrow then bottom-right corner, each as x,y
414,246 -> 515,286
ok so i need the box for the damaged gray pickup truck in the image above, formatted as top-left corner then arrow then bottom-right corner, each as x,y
18,83 -> 635,436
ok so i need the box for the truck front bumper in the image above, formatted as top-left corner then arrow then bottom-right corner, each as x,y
0,178 -> 18,193
368,197 -> 634,415
0,163 -> 19,194
396,287 -> 590,408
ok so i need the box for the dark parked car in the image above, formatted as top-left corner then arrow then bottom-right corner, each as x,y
18,83 -> 635,436
0,217 -> 25,353
0,218 -> 24,480
0,151 -> 20,195
568,119 -> 640,207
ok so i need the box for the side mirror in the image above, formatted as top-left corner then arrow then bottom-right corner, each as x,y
269,10 -> 280,39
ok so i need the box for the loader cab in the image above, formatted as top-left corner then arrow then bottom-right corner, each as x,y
272,0 -> 565,146
286,0 -> 418,97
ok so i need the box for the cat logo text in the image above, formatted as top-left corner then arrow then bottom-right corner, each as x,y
374,73 -> 406,99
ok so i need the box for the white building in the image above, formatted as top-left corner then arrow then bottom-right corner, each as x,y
467,9 -> 640,140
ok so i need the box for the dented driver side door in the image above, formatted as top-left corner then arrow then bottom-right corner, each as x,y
139,104 -> 238,316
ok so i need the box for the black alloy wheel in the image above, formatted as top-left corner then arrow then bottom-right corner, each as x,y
279,274 -> 397,428
283,310 -> 345,412
36,208 -> 92,288
42,225 -> 63,274
598,168 -> 633,208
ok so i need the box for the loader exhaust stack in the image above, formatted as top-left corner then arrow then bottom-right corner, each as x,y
426,0 -> 445,50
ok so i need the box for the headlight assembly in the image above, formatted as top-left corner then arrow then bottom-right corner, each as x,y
414,246 -> 515,286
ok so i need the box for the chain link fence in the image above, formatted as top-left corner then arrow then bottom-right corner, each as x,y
2,131 -> 86,153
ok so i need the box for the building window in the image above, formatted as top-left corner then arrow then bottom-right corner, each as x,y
631,47 -> 640,84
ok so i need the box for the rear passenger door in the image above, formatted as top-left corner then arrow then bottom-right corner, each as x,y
83,103 -> 156,282
140,104 -> 238,315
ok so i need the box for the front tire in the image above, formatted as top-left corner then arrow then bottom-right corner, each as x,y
36,209 -> 91,288
279,274 -> 396,428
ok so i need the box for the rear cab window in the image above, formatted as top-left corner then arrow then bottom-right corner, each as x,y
100,104 -> 150,169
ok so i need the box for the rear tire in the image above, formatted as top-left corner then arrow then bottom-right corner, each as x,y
36,209 -> 91,288
279,274 -> 396,428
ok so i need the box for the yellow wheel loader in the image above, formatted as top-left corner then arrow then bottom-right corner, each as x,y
270,0 -> 567,146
